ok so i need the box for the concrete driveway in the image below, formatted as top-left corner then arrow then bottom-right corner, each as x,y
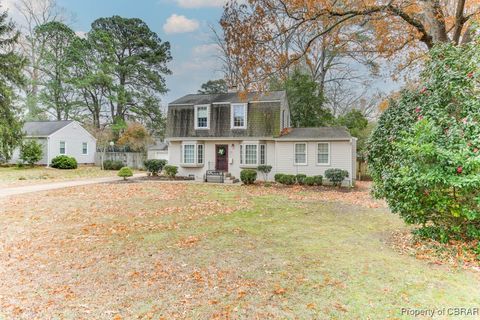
0,174 -> 145,198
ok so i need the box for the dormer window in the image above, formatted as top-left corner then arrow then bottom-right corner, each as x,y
194,105 -> 210,129
231,103 -> 247,129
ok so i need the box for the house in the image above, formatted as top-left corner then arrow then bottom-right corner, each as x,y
147,141 -> 169,161
166,90 -> 356,184
10,120 -> 97,165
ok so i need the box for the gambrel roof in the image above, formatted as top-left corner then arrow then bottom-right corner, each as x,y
169,91 -> 286,105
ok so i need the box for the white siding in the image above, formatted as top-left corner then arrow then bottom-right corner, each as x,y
9,138 -> 48,165
147,150 -> 169,161
48,122 -> 96,164
274,140 -> 354,185
168,139 -> 354,184
169,140 -> 276,181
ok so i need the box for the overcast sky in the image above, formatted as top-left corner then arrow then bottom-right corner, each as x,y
3,0 -> 400,106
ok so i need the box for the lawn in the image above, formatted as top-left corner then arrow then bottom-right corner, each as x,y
0,166 -> 120,187
0,182 -> 479,319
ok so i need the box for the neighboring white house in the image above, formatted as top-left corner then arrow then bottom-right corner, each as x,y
10,120 -> 97,165
165,91 -> 357,185
147,141 -> 169,161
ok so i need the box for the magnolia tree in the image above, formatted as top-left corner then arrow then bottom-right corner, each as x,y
368,35 -> 480,242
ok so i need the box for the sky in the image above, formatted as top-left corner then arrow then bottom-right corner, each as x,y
3,0 -> 401,108
4,0 -> 227,105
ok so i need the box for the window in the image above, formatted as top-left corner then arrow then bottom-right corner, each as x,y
245,145 -> 257,165
182,143 -> 204,165
240,145 -> 243,164
294,143 -> 307,165
82,142 -> 88,155
197,144 -> 204,164
317,143 -> 330,165
59,141 -> 66,154
231,103 -> 247,129
183,144 -> 195,164
195,105 -> 209,129
259,144 -> 266,165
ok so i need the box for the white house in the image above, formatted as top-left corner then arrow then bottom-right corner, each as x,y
147,141 -> 169,161
165,91 -> 357,184
10,120 -> 97,165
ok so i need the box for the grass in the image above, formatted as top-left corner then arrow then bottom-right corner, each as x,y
0,182 -> 479,319
0,166 -> 121,187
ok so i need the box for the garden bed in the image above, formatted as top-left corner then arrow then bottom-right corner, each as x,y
135,175 -> 195,181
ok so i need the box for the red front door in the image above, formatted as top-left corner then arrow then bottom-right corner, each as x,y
215,145 -> 228,171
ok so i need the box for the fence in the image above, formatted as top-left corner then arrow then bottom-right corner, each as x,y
356,160 -> 371,181
95,152 -> 146,170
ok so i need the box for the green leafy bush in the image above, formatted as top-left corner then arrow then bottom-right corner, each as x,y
279,174 -> 296,185
367,37 -> 480,241
313,175 -> 323,186
164,165 -> 178,178
274,173 -> 285,182
257,165 -> 272,181
144,159 -> 167,176
325,169 -> 348,187
51,155 -> 77,169
20,140 -> 43,166
296,174 -> 307,185
304,177 -> 315,186
118,166 -> 133,180
103,160 -> 124,170
240,169 -> 257,185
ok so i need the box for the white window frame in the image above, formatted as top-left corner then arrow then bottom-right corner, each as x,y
239,143 -> 266,167
231,103 -> 247,129
82,142 -> 88,155
197,144 -> 204,164
59,141 -> 66,155
181,143 -> 204,166
316,142 -> 330,166
259,144 -> 266,165
194,104 -> 210,130
294,142 -> 308,166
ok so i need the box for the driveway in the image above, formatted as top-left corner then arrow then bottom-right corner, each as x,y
0,173 -> 145,198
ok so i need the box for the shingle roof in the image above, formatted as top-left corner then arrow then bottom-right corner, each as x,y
276,127 -> 352,140
169,91 -> 286,105
24,121 -> 73,137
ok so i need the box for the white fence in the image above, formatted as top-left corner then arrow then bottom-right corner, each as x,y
95,152 -> 146,169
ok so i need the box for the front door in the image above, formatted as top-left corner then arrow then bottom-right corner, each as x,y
215,145 -> 228,171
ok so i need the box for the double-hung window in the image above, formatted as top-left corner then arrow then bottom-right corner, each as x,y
245,145 -> 257,165
317,143 -> 330,165
294,143 -> 307,165
239,143 -> 266,166
259,144 -> 266,165
194,105 -> 209,129
82,142 -> 88,155
59,141 -> 66,155
231,103 -> 247,129
182,143 -> 204,166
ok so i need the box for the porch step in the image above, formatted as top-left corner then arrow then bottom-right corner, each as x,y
225,178 -> 240,184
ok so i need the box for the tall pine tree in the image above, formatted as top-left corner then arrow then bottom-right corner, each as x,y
0,8 -> 26,162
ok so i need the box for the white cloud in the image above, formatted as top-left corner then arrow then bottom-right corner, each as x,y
163,14 -> 199,34
175,0 -> 226,8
